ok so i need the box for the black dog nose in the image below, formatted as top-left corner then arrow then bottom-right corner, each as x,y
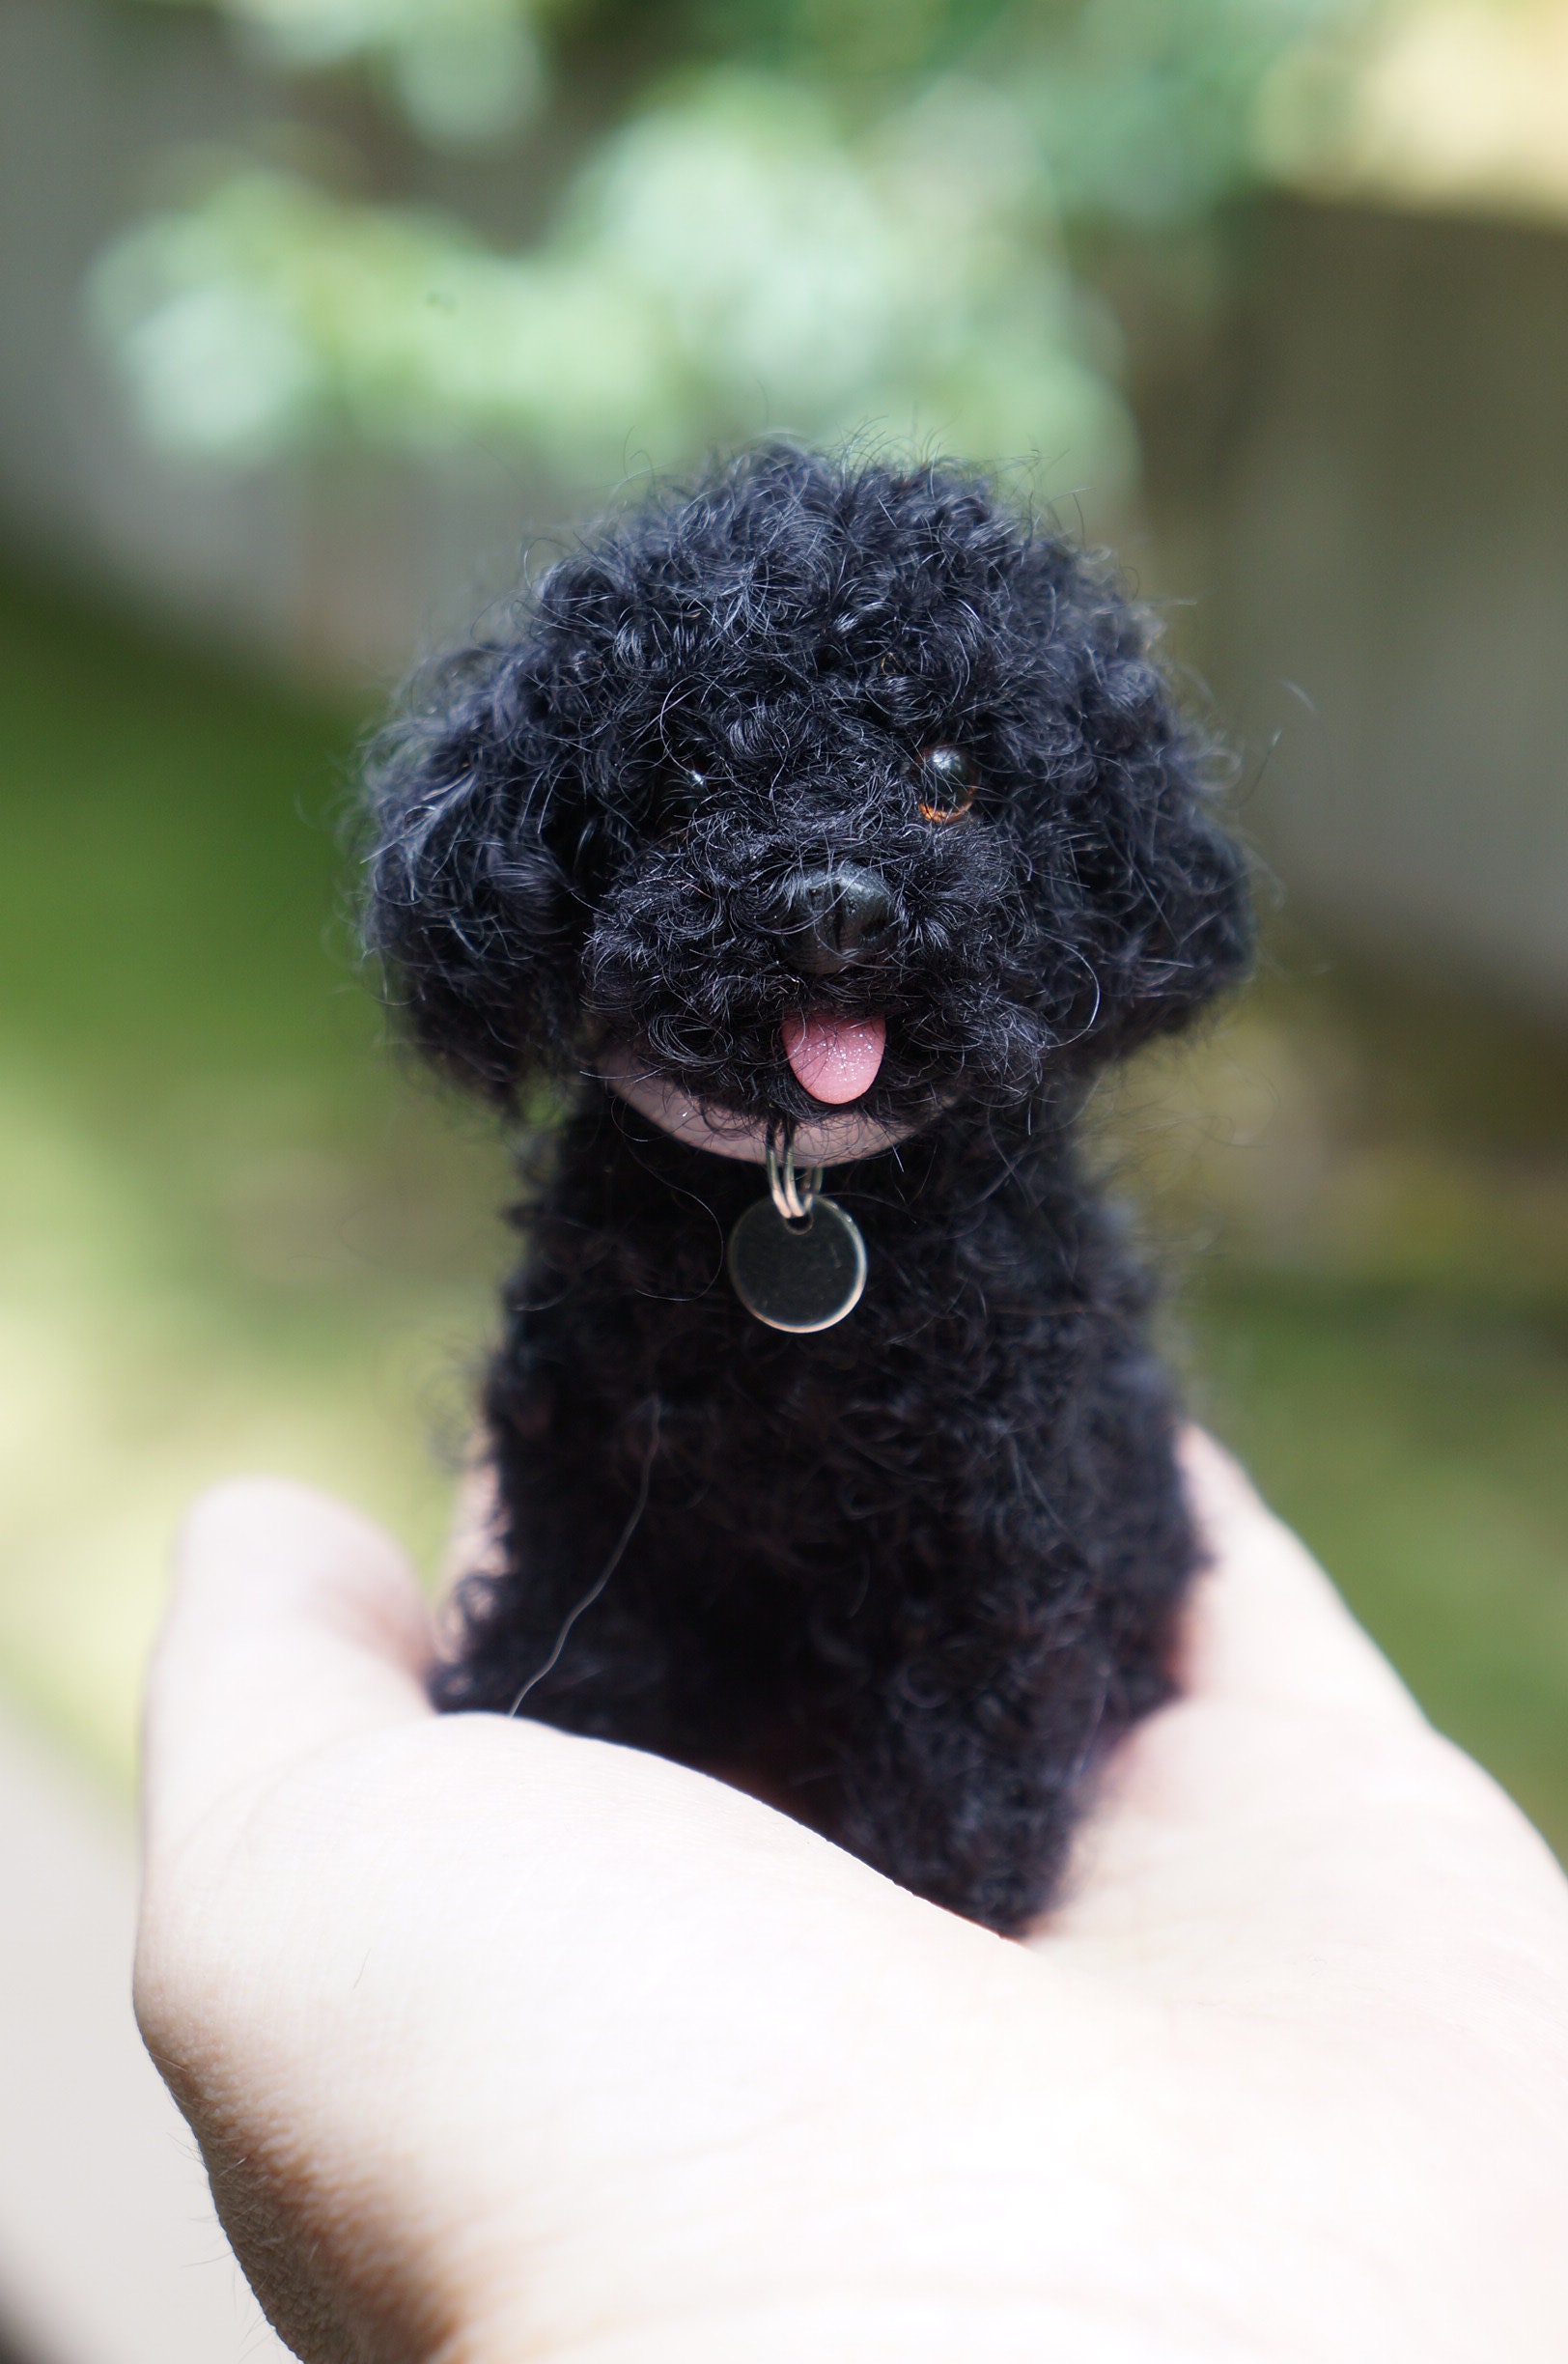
775,865 -> 897,976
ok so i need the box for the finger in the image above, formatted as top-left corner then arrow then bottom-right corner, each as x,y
1174,1427 -> 1422,1725
142,1478 -> 435,1868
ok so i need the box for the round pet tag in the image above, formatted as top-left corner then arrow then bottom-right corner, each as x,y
728,1193 -> 867,1333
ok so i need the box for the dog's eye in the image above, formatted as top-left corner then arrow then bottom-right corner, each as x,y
916,746 -> 977,824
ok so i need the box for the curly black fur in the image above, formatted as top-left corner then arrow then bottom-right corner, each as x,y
366,447 -> 1251,1932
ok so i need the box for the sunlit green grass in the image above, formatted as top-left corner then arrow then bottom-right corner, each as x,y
2,557 -> 1564,1860
0,561 -> 509,1781
1189,1278 -> 1568,1856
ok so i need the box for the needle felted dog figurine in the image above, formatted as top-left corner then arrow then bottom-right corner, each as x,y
366,447 -> 1251,1933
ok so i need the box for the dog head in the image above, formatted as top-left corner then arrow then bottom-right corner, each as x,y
366,447 -> 1251,1159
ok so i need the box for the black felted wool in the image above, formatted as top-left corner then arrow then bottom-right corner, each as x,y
365,446 -> 1252,1933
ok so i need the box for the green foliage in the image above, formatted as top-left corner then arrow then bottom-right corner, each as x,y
135,0 -> 581,146
96,0 -> 1364,487
90,77 -> 1133,480
1016,0 -> 1360,225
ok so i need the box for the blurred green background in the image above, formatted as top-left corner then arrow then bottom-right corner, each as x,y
1,0 -> 1565,1863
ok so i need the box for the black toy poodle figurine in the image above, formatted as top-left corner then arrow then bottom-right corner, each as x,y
366,446 -> 1251,1933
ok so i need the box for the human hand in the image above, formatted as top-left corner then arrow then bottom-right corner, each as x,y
135,1436 -> 1568,2363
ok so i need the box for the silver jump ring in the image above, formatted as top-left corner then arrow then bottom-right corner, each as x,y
766,1139 -> 823,1224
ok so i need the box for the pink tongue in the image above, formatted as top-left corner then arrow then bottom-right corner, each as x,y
782,1011 -> 886,1105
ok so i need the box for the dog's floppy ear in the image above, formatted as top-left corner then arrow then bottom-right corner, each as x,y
364,638 -> 583,1104
1021,548 -> 1254,1061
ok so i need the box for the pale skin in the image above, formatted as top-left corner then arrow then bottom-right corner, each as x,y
135,1433 -> 1568,2364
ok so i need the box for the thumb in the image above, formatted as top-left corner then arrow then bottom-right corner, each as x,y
141,1478 -> 435,1878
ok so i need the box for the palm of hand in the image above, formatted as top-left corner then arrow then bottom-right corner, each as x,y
137,1437 -> 1568,2364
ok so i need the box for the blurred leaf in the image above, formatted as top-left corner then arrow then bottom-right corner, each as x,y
138,0 -> 574,146
90,74 -> 1135,483
1015,0 -> 1364,225
689,0 -> 1018,78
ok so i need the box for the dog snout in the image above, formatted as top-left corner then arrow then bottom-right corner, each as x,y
775,865 -> 897,976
